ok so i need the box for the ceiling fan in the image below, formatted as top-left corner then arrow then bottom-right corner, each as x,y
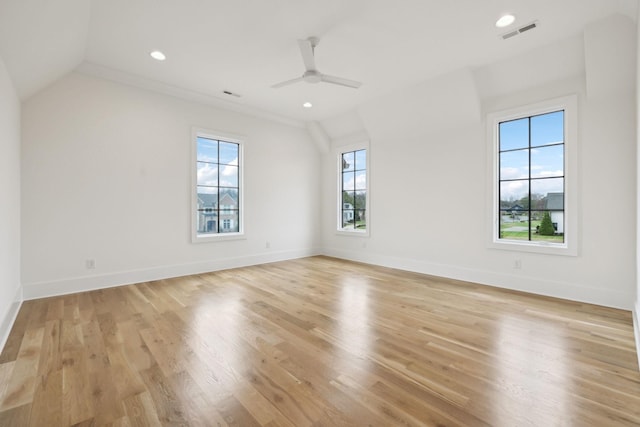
272,37 -> 362,89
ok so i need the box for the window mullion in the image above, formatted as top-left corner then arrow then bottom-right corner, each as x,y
217,141 -> 221,234
528,116 -> 532,241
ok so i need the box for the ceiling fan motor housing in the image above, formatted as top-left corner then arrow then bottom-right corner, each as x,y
303,70 -> 322,83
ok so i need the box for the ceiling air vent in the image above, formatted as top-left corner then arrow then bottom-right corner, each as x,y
501,21 -> 539,40
223,90 -> 241,98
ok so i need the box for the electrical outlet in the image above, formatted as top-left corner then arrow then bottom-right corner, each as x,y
265,241 -> 271,249
86,259 -> 96,269
514,259 -> 522,269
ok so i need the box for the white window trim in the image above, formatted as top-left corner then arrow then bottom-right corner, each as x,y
486,95 -> 578,256
336,140 -> 370,237
191,127 -> 245,244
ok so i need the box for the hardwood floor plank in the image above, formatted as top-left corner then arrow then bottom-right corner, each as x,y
28,368 -> 63,427
0,403 -> 31,426
0,302 -> 35,364
0,327 -> 44,411
1,256 -> 639,426
29,319 -> 63,427
82,320 -> 126,425
214,395 -> 262,427
0,361 -> 15,403
61,347 -> 94,426
165,370 -> 229,427
121,391 -> 162,427
138,364 -> 190,426
233,381 -> 296,427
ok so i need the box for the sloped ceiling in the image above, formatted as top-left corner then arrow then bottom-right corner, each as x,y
0,0 -> 90,99
0,0 -> 636,123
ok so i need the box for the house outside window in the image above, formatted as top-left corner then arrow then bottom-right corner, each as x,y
487,95 -> 577,256
337,143 -> 369,235
192,128 -> 243,243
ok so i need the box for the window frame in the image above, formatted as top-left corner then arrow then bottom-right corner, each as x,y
336,141 -> 370,237
486,95 -> 578,256
191,127 -> 245,243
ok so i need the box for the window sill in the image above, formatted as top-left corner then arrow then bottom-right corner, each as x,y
192,233 -> 246,244
488,239 -> 576,256
336,229 -> 370,237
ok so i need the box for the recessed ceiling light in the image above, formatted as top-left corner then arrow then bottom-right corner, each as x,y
496,14 -> 516,28
303,102 -> 313,108
150,50 -> 166,61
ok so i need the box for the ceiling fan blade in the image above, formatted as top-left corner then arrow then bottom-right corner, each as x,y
298,38 -> 317,71
320,74 -> 362,89
271,76 -> 304,88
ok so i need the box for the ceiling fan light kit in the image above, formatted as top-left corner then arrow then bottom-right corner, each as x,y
272,37 -> 362,89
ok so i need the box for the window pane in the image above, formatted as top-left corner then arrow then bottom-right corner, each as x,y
343,172 -> 355,191
343,191 -> 355,209
500,149 -> 529,180
197,162 -> 218,186
355,210 -> 366,230
531,178 -> 563,203
197,186 -> 217,198
219,165 -> 238,187
531,111 -> 563,147
197,210 -> 218,234
354,191 -> 366,209
354,150 -> 366,171
500,180 -> 529,208
219,188 -> 238,210
532,210 -> 564,243
342,210 -> 355,228
355,190 -> 367,230
355,171 -> 366,190
197,137 -> 218,163
531,145 -> 563,178
219,142 -> 239,165
499,118 -> 529,151
220,211 -> 239,233
342,152 -> 355,172
500,210 -> 529,241
197,187 -> 217,234
529,193 -> 548,211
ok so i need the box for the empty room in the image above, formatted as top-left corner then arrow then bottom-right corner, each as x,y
1,0 -> 640,425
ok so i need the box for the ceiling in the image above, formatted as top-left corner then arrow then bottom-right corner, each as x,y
0,0 -> 637,124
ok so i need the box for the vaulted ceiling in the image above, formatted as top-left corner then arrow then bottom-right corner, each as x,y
0,0 -> 636,123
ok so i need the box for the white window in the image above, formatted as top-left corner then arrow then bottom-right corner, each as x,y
192,128 -> 244,243
337,143 -> 369,235
487,95 -> 577,255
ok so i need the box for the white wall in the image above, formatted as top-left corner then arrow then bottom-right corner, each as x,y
0,53 -> 22,349
322,14 -> 637,310
21,72 -> 321,298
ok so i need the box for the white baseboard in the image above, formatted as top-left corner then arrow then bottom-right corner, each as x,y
633,301 -> 640,371
322,248 -> 634,310
0,285 -> 23,354
23,248 -> 321,300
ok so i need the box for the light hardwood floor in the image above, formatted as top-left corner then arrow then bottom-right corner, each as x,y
1,256 -> 639,426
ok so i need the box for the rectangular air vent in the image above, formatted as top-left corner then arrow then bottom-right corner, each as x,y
223,90 -> 241,98
518,22 -> 537,33
501,21 -> 539,40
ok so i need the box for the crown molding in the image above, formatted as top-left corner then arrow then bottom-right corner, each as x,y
75,62 -> 305,129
